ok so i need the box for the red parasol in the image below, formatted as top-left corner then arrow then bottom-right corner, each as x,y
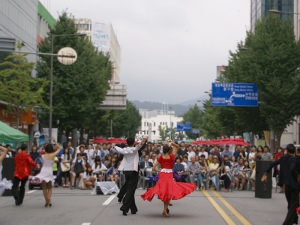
91,137 -> 108,144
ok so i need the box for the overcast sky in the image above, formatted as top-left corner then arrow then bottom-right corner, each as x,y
48,0 -> 250,104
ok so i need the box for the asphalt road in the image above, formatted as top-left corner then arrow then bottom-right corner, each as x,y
0,185 -> 289,225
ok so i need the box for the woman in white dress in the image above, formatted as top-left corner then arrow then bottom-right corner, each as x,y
0,146 -> 12,195
34,138 -> 60,207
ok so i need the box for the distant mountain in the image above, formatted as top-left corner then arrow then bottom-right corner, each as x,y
178,95 -> 209,106
130,100 -> 193,116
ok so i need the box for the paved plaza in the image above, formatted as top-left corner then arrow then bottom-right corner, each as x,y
0,186 -> 287,225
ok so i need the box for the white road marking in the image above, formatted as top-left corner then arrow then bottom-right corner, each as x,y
102,194 -> 116,206
26,190 -> 37,194
81,223 -> 91,225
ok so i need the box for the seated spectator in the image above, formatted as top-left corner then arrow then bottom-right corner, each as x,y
149,153 -> 157,164
209,156 -> 219,190
231,155 -> 238,168
30,145 -> 39,161
195,155 -> 200,163
219,155 -> 232,168
92,156 -> 107,181
173,157 -> 186,182
221,145 -> 232,160
107,157 -> 117,169
70,153 -> 86,190
249,165 -> 256,191
248,146 -> 256,169
207,154 -> 213,166
61,146 -> 72,188
181,156 -> 188,172
219,164 -> 231,192
140,155 -> 153,170
83,164 -> 96,189
108,165 -> 120,185
188,156 -> 205,190
140,151 -> 146,162
234,158 -> 247,191
104,154 -> 112,168
198,147 -> 208,159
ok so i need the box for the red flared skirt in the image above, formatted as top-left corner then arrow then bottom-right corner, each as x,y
141,172 -> 196,203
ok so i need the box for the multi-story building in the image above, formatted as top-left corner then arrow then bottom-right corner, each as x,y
74,19 -> 121,84
0,0 -> 38,77
37,1 -> 56,44
251,0 -> 298,38
138,109 -> 183,142
74,18 -> 92,41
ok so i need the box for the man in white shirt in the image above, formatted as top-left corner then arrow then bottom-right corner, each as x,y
115,136 -> 147,216
187,145 -> 195,162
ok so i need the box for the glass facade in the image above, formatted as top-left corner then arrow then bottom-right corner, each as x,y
251,0 -> 294,32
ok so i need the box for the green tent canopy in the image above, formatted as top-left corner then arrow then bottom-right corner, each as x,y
0,121 -> 29,142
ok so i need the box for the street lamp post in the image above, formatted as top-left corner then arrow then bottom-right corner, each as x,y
49,33 -> 86,143
169,106 -> 172,140
269,9 -> 300,40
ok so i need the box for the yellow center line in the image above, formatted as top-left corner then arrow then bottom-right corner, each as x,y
202,190 -> 236,225
211,190 -> 252,225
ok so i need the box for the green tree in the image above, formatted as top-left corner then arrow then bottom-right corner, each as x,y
0,44 -> 47,127
109,101 -> 142,138
182,104 -> 203,139
37,12 -> 111,136
158,125 -> 170,141
225,14 -> 300,147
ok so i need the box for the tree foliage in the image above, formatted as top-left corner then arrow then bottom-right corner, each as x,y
0,44 -> 47,127
37,12 -> 111,133
158,125 -> 170,141
182,104 -> 203,139
223,14 -> 300,146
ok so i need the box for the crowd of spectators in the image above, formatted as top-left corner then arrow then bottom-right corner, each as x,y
1,140 -> 283,193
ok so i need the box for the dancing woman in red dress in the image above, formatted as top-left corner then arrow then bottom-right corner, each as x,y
141,141 -> 196,217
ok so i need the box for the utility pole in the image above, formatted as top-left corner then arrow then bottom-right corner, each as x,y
169,106 -> 172,140
110,120 -> 113,137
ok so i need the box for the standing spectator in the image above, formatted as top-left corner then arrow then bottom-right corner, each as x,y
67,141 -> 74,159
89,144 -> 100,167
61,146 -> 72,188
177,141 -> 187,158
5,144 -> 15,158
261,146 -> 273,161
30,145 -> 39,161
103,143 -> 110,156
53,156 -> 59,187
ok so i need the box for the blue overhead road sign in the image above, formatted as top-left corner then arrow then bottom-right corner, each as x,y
177,122 -> 191,132
211,83 -> 258,107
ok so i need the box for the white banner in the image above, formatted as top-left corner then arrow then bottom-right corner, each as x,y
92,22 -> 111,53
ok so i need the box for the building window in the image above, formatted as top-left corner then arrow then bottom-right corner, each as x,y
144,122 -> 146,126
153,122 -> 156,127
171,122 -> 173,127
